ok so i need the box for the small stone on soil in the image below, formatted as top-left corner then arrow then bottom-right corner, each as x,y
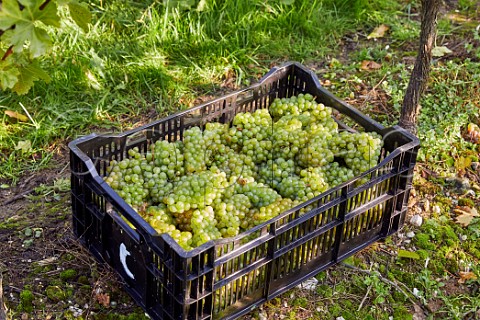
406,231 -> 415,238
410,214 -> 423,227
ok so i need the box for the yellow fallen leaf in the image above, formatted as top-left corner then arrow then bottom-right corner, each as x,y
454,206 -> 479,227
5,110 -> 28,122
432,46 -> 452,57
367,24 -> 389,39
446,13 -> 470,23
360,60 -> 382,70
458,271 -> 477,284
15,140 -> 32,153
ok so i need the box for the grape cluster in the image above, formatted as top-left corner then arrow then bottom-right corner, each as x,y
104,94 -> 384,251
214,194 -> 251,237
329,131 -> 383,175
257,157 -> 295,187
105,148 -> 150,210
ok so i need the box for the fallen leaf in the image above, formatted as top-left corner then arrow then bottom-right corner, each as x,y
432,46 -> 452,57
467,123 -> 480,144
458,271 -> 477,284
367,24 -> 389,39
5,110 -> 28,122
95,292 -> 110,307
454,206 -> 479,227
360,60 -> 382,70
398,249 -> 420,259
446,13 -> 470,23
15,140 -> 32,153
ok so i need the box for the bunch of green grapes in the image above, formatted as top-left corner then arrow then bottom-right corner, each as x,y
230,109 -> 273,149
183,126 -> 207,173
276,175 -> 314,202
329,131 -> 383,175
320,162 -> 356,187
190,206 -> 222,247
164,170 -> 227,213
252,198 -> 295,226
298,167 -> 330,195
210,145 -> 256,179
149,140 -> 185,180
257,157 -> 295,188
214,194 -> 251,237
234,177 -> 281,208
241,138 -> 273,164
105,147 -> 150,209
271,117 -> 308,160
141,205 -> 193,250
296,133 -> 335,168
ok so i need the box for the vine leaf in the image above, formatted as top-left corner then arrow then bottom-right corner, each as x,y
0,0 -> 60,57
0,64 -> 20,89
68,0 -> 91,32
12,60 -> 51,95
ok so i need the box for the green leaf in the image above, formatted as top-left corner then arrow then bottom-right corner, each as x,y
397,249 -> 420,259
0,64 -> 20,89
68,1 -> 91,32
12,60 -> 50,94
15,140 -> 32,153
0,0 -> 23,30
19,0 -> 60,27
0,0 -> 60,57
6,21 -> 52,57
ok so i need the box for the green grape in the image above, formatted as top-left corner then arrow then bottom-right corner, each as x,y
252,198 -> 295,226
105,147 -> 149,210
190,206 -> 222,247
320,162 -> 355,187
141,204 -> 193,250
276,175 -> 314,202
210,145 -> 256,179
329,131 -> 383,176
150,139 -> 184,180
183,126 -> 207,173
214,194 -> 251,237
257,157 -> 295,188
164,170 -> 228,213
298,167 -> 330,194
234,177 -> 281,208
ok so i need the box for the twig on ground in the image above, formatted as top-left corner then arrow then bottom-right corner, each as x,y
358,284 -> 372,311
3,189 -> 36,206
339,262 -> 429,313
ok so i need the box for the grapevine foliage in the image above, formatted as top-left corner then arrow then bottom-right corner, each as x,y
0,0 -> 91,94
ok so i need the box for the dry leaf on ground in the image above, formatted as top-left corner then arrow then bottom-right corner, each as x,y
432,46 -> 452,57
458,271 -> 478,284
360,60 -> 382,70
367,24 -> 389,39
453,206 -> 479,227
95,293 -> 111,307
5,110 -> 28,122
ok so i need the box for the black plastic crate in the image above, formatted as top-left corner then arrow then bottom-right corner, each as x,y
69,62 -> 419,320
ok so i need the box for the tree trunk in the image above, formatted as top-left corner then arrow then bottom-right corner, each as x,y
399,0 -> 441,135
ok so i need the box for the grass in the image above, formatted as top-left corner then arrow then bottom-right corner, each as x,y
2,0 -> 480,319
0,0 -> 400,182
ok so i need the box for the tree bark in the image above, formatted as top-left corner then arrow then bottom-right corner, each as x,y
399,0 -> 441,135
